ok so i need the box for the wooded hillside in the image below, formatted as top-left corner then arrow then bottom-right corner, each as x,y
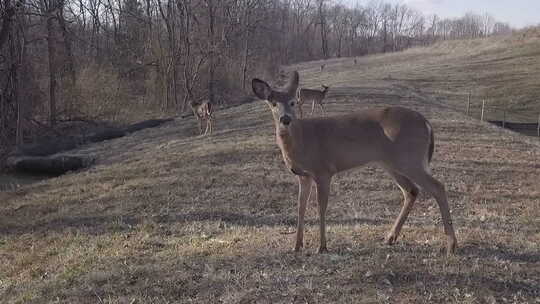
1,0 -> 514,158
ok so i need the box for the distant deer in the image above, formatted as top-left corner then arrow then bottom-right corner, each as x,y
252,71 -> 457,255
190,100 -> 214,135
296,85 -> 330,118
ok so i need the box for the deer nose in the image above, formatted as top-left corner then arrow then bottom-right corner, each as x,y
280,115 -> 291,126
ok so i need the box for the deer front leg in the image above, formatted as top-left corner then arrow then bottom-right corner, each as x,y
295,175 -> 313,252
298,100 -> 304,119
204,119 -> 210,135
198,118 -> 203,135
315,175 -> 331,253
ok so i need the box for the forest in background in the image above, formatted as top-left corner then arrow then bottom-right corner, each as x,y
0,0 -> 514,157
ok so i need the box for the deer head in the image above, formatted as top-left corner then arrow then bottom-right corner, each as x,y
252,71 -> 299,132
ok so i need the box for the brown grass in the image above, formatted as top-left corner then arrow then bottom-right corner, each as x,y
1,33 -> 540,303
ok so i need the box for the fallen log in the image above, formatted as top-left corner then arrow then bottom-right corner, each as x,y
4,118 -> 173,175
123,118 -> 174,133
12,137 -> 79,157
6,155 -> 90,175
488,120 -> 539,130
86,128 -> 126,143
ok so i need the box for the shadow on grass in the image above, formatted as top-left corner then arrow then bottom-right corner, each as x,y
158,211 -> 389,227
460,243 -> 540,263
0,210 -> 388,237
368,270 -> 539,298
37,241 -> 540,303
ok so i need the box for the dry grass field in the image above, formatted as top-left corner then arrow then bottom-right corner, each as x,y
1,31 -> 540,303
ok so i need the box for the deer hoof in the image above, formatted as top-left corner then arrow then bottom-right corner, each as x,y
384,234 -> 397,245
446,238 -> 457,256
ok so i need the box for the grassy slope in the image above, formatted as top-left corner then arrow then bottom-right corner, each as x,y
390,28 -> 540,123
1,32 -> 540,303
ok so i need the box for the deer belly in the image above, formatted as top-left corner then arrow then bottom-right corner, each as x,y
331,146 -> 377,172
290,167 -> 308,176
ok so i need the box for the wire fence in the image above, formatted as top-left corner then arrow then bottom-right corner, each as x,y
463,92 -> 540,137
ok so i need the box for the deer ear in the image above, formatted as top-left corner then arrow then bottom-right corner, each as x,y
252,78 -> 272,100
286,71 -> 299,97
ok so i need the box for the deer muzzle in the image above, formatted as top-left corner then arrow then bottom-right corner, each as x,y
279,115 -> 292,126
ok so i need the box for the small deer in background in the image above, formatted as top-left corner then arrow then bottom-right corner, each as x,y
190,100 -> 214,135
296,85 -> 330,118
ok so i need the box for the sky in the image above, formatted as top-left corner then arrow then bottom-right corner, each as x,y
345,0 -> 540,29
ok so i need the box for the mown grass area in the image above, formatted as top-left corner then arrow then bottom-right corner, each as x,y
1,31 -> 539,303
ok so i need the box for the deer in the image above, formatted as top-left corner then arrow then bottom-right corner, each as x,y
296,85 -> 330,118
190,100 -> 214,135
251,71 -> 457,256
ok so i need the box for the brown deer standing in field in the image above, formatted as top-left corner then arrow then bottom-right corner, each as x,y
190,100 -> 214,135
296,85 -> 330,118
252,71 -> 457,255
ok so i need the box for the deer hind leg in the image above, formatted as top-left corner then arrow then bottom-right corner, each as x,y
295,175 -> 313,252
405,168 -> 457,255
315,175 -> 331,253
385,171 -> 419,245
204,116 -> 212,135
318,101 -> 325,116
203,118 -> 209,135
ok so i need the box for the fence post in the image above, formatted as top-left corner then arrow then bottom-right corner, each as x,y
537,112 -> 540,137
502,100 -> 508,128
466,92 -> 471,116
481,99 -> 486,121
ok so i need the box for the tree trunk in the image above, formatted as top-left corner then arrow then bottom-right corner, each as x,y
318,0 -> 328,58
241,32 -> 250,91
241,6 -> 251,91
11,28 -> 23,147
383,19 -> 388,53
178,0 -> 193,113
57,6 -> 76,84
207,0 -> 216,105
0,1 -> 16,50
337,33 -> 343,58
46,11 -> 57,127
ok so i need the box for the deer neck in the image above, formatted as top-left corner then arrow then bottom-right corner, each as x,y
275,120 -> 307,175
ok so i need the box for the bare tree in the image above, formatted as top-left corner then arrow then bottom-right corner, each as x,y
316,0 -> 328,58
157,0 -> 179,110
41,0 -> 61,126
